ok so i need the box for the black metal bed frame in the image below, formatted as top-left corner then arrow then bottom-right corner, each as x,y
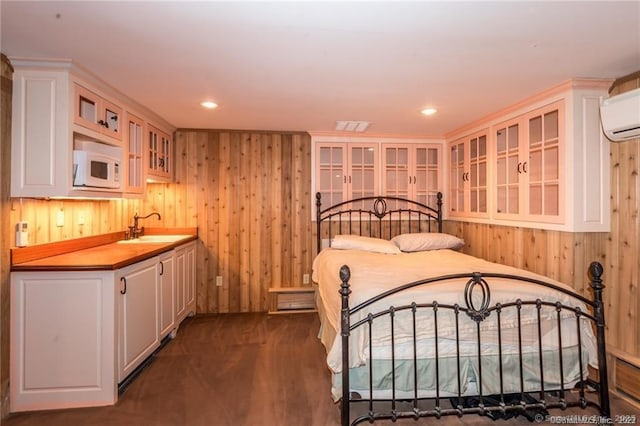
315,192 -> 443,255
314,192 -> 610,426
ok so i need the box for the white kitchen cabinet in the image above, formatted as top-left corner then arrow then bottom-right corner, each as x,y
9,58 -> 175,199
448,130 -> 488,218
10,241 -> 197,412
382,143 -> 441,209
147,124 -> 173,181
117,256 -> 160,383
175,241 -> 197,323
74,83 -> 123,142
124,112 -> 146,195
158,251 -> 176,339
10,270 -> 117,411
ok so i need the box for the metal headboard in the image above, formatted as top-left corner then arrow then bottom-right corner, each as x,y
315,192 -> 443,254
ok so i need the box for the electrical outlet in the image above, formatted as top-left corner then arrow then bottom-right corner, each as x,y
303,273 -> 310,284
78,212 -> 85,225
216,276 -> 223,287
56,210 -> 64,227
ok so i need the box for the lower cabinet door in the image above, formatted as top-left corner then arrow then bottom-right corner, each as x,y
117,256 -> 160,382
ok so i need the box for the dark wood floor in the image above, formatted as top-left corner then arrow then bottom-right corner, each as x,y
3,313 -> 639,426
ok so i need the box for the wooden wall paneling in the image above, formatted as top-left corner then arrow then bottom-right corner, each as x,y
270,134 -> 283,291
293,133 -> 312,287
217,133 -> 231,313
238,134 -> 252,312
259,134 -> 273,311
617,139 -> 638,354
281,134 -> 293,288
249,133 -> 263,311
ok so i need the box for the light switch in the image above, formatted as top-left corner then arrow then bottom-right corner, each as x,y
56,210 -> 64,227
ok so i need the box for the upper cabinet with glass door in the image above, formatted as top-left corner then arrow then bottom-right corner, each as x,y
315,142 -> 378,211
446,79 -> 610,232
147,124 -> 173,181
74,83 -> 123,143
123,113 -> 146,195
382,144 -> 441,210
494,102 -> 563,224
448,131 -> 488,218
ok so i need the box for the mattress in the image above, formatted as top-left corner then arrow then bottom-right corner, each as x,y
312,248 -> 598,400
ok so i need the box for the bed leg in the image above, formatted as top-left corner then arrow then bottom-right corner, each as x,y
589,262 -> 610,418
340,265 -> 352,426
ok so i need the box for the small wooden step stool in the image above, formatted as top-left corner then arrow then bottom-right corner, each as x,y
268,286 -> 316,314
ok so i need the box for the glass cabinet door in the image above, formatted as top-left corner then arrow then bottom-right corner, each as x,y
126,114 -> 144,193
383,144 -> 439,209
528,108 -> 560,217
449,141 -> 465,214
317,144 -> 345,208
349,145 -> 377,200
496,122 -> 520,215
469,135 -> 487,213
414,146 -> 439,207
383,146 -> 410,199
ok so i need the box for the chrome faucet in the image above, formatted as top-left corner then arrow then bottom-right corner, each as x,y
130,212 -> 161,239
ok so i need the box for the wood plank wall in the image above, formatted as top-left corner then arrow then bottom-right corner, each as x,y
171,130 -> 313,313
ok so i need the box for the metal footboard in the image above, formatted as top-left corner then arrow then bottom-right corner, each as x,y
338,262 -> 610,425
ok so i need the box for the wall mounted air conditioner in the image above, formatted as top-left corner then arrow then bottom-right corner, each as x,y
600,87 -> 640,142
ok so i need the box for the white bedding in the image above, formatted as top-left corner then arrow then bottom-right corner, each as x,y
312,248 -> 598,374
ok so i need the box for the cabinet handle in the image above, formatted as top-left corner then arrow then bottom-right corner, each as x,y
522,161 -> 528,173
159,261 -> 164,275
344,176 -> 347,184
517,162 -> 522,174
413,176 -> 417,184
120,276 -> 127,295
348,176 -> 351,184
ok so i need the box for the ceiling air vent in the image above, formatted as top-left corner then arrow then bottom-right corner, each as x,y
335,121 -> 370,132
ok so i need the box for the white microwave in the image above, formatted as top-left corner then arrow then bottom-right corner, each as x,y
73,150 -> 121,189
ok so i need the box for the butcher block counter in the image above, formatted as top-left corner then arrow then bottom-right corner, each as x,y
10,227 -> 197,270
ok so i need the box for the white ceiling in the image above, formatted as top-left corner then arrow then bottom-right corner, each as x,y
1,1 -> 639,137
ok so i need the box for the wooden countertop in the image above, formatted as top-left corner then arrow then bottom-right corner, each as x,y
11,228 -> 197,271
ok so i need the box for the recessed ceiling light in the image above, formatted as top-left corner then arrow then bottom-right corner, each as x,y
421,108 -> 437,116
201,101 -> 218,109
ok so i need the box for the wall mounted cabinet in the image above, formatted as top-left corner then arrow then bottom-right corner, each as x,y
9,58 -> 174,199
147,125 -> 173,182
382,143 -> 441,209
315,141 -> 378,210
124,112 -> 146,195
313,137 -> 443,215
448,131 -> 488,218
74,83 -> 123,142
446,79 -> 611,232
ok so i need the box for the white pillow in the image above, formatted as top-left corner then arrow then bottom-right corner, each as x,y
331,235 -> 401,254
391,232 -> 465,252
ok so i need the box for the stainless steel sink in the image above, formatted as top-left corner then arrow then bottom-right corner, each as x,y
117,235 -> 192,244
